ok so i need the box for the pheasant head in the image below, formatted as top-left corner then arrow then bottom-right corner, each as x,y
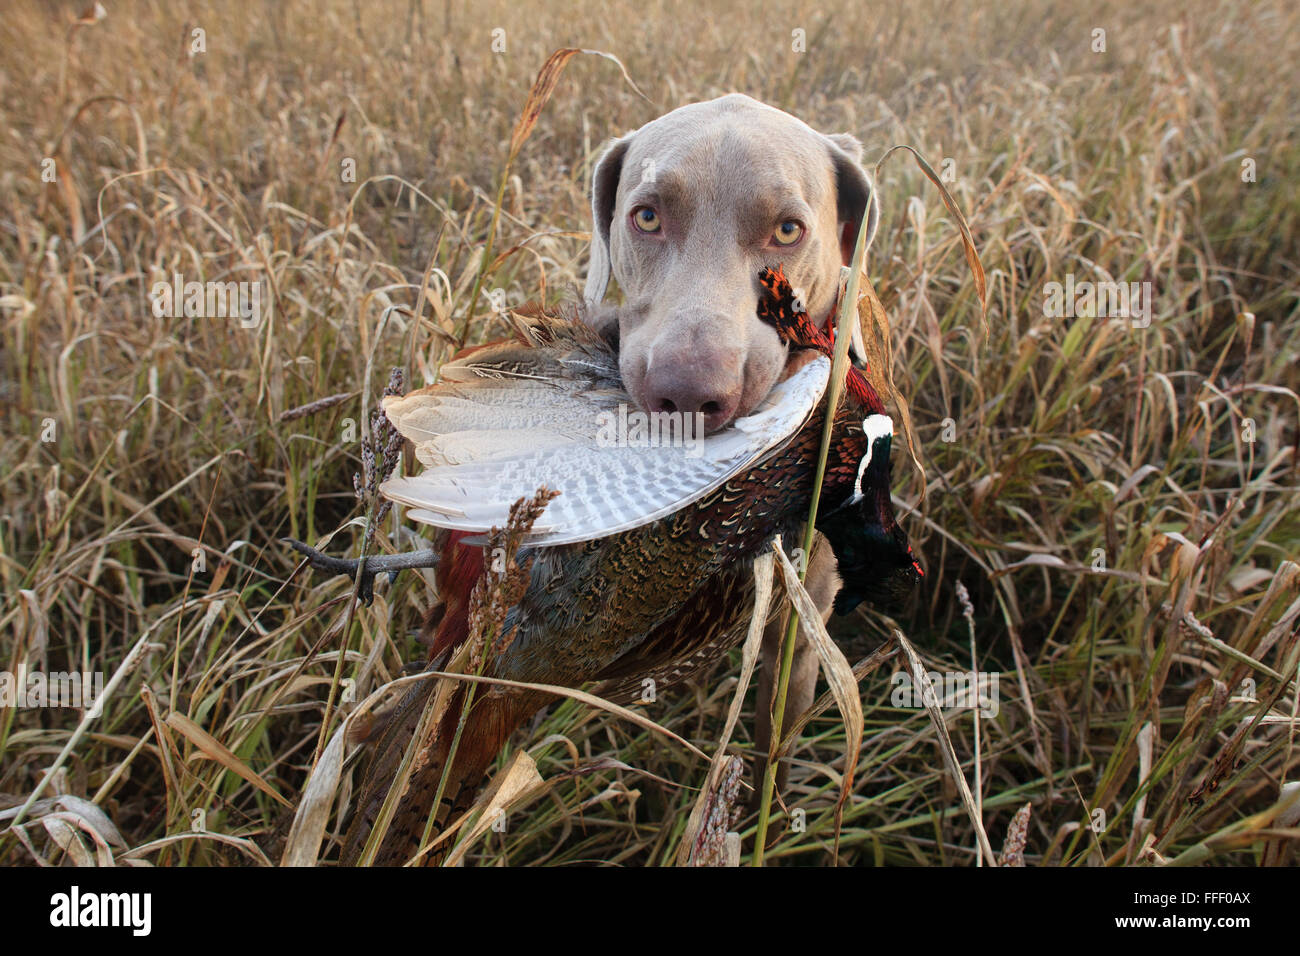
758,264 -> 924,613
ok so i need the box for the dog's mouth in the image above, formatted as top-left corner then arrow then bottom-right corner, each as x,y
682,347 -> 805,436
621,299 -> 804,435
684,347 -> 807,435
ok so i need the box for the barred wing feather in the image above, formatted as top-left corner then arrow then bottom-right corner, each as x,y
379,342 -> 829,546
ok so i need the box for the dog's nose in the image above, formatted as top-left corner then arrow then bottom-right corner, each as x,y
641,368 -> 741,434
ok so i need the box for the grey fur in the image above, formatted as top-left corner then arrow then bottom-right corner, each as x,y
585,93 -> 879,433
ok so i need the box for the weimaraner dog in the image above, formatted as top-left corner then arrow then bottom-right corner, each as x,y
582,93 -> 880,794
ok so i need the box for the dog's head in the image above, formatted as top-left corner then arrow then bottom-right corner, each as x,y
585,94 -> 879,433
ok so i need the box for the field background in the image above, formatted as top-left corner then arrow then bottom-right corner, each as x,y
2,0 -> 1298,866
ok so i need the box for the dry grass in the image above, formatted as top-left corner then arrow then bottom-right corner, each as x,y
1,0 -> 1298,866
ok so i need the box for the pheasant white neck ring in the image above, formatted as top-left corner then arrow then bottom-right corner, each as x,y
851,414 -> 895,504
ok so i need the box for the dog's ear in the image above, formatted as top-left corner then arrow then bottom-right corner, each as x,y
826,133 -> 880,366
585,133 -> 634,309
825,133 -> 880,266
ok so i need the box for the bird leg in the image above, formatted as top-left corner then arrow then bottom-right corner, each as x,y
282,538 -> 440,605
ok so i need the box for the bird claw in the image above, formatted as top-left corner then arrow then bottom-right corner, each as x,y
282,538 -> 379,604
282,539 -> 441,606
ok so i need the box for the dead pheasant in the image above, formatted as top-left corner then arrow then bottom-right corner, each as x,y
293,267 -> 921,865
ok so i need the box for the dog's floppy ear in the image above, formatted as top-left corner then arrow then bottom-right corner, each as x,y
825,133 -> 880,266
584,133 -> 634,308
826,132 -> 880,365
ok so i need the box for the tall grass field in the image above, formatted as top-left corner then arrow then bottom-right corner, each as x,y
1,0 -> 1297,867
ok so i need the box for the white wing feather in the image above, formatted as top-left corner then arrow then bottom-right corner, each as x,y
379,354 -> 829,546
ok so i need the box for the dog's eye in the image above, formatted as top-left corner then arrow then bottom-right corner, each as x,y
631,206 -> 661,233
772,220 -> 804,246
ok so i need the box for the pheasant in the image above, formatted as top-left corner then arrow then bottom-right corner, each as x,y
295,266 -> 922,865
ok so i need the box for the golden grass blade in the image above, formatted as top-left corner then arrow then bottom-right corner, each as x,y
858,275 -> 925,485
772,539 -> 863,862
779,644 -> 898,750
280,719 -> 348,867
417,670 -> 711,761
1128,721 -> 1156,863
509,49 -> 650,161
164,712 -> 291,808
119,832 -> 274,867
461,47 -> 646,347
675,550 -> 775,866
892,629 -> 997,865
752,201 -> 871,865
443,750 -> 544,867
874,144 -> 987,337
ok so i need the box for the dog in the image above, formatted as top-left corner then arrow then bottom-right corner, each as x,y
581,93 -> 881,796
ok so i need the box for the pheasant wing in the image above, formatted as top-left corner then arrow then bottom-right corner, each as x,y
379,330 -> 830,546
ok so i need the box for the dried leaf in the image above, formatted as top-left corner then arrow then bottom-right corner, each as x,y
772,539 -> 863,860
165,712 -> 290,808
52,795 -> 126,848
42,816 -> 96,867
444,750 -> 544,866
280,719 -> 348,867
